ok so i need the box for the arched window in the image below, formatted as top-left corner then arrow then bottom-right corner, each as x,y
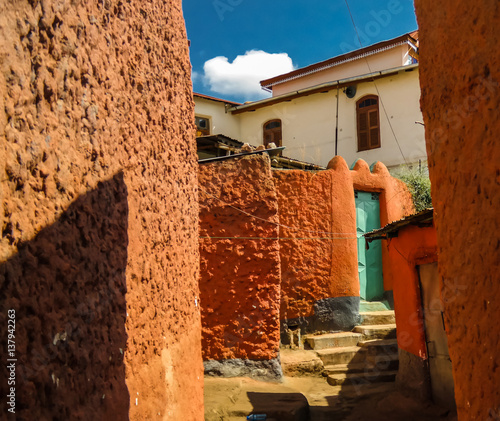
356,95 -> 380,151
263,119 -> 282,148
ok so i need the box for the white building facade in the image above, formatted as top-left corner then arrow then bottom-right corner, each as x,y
194,32 -> 426,170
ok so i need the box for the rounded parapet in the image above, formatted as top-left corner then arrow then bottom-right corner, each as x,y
350,158 -> 371,174
327,155 -> 350,172
371,161 -> 390,176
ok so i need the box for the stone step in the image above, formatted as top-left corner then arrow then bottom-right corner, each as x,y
280,349 -> 324,377
323,355 -> 399,375
304,332 -> 363,350
327,370 -> 398,386
359,300 -> 392,312
359,310 -> 395,326
358,338 -> 399,356
332,381 -> 396,398
316,346 -> 367,366
353,324 -> 397,340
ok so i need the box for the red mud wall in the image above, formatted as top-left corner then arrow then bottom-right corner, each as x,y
391,224 -> 437,400
414,1 -> 500,419
273,164 -> 358,322
348,159 -> 414,292
273,157 -> 412,332
389,225 -> 438,359
0,0 -> 203,420
199,155 -> 281,362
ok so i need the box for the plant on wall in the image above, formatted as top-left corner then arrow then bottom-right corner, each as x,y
394,166 -> 433,212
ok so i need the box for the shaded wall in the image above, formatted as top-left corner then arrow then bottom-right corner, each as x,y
414,1 -> 500,419
199,154 -> 282,379
274,157 -> 413,338
0,0 -> 203,419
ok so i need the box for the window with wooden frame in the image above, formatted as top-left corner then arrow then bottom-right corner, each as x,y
263,119 -> 282,148
195,116 -> 210,137
356,95 -> 380,151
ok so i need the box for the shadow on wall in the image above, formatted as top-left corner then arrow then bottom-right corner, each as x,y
0,172 -> 130,420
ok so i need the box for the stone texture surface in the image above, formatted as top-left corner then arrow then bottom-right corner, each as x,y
414,1 -> 500,419
396,348 -> 431,402
280,349 -> 324,377
204,358 -> 283,381
199,154 -> 281,361
0,0 -> 203,419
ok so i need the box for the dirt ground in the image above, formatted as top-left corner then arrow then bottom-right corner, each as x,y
204,376 -> 457,421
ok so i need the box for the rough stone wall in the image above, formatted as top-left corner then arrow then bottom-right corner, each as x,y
0,0 -> 203,419
199,154 -> 281,366
396,348 -> 431,402
414,1 -> 500,419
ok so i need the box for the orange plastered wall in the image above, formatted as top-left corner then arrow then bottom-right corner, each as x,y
274,157 -> 413,321
199,155 -> 281,361
385,225 -> 438,359
414,1 -> 500,417
347,158 -> 415,292
273,163 -> 358,320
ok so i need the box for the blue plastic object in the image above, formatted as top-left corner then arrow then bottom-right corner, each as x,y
246,414 -> 267,420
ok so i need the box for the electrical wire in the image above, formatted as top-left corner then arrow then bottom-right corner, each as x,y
343,0 -> 409,166
200,236 -> 356,240
199,188 -> 358,238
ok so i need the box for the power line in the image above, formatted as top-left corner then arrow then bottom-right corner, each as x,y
343,0 -> 409,166
200,236 -> 356,241
199,188 -> 358,238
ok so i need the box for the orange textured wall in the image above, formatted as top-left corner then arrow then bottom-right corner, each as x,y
274,157 -> 413,321
199,155 -> 281,361
414,1 -> 500,419
348,159 -> 415,292
0,0 -> 203,419
385,225 -> 438,359
274,159 -> 358,321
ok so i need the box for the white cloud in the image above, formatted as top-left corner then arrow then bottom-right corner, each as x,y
202,50 -> 295,100
191,70 -> 201,83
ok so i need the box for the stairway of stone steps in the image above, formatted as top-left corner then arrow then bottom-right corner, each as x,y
293,309 -> 398,391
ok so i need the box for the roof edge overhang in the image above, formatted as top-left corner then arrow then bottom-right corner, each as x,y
364,208 -> 434,241
229,63 -> 418,115
260,32 -> 418,90
193,92 -> 242,106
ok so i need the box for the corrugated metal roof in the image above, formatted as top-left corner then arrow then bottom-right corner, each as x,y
364,208 -> 433,240
196,135 -> 325,170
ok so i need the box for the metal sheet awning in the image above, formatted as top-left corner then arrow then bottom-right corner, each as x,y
364,208 -> 434,242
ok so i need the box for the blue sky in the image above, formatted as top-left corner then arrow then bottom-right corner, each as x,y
183,0 -> 418,103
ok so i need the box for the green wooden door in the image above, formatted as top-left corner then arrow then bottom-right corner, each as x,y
355,191 -> 384,301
